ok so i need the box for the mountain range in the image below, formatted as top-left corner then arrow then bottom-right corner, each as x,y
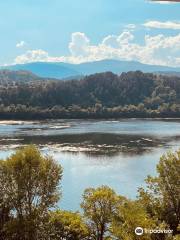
1,59 -> 180,79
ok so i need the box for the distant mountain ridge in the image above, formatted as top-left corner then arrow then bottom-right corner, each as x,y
1,59 -> 180,79
1,62 -> 80,80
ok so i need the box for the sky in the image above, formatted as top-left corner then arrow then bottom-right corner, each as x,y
0,0 -> 180,66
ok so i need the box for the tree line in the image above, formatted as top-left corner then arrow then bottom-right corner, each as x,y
0,71 -> 180,119
0,145 -> 179,239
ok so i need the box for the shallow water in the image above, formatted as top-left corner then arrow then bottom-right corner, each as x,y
0,119 -> 180,210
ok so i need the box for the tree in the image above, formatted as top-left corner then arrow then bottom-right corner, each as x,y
47,210 -> 89,240
138,150 -> 180,236
0,183 -> 11,240
81,186 -> 120,240
173,236 -> 180,240
110,200 -> 156,240
0,145 -> 63,240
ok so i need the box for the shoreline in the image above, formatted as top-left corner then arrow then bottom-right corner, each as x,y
1,117 -> 180,121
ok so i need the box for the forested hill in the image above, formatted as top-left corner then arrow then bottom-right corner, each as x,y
0,70 -> 180,119
0,70 -> 42,84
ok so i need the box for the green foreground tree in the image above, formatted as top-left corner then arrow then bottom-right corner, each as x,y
47,210 -> 89,240
111,200 -> 156,240
0,145 -> 63,240
139,150 -> 180,237
81,185 -> 121,240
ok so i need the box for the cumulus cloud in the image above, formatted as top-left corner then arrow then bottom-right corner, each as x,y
144,20 -> 180,29
102,35 -> 120,48
101,32 -> 134,48
15,49 -> 49,64
69,32 -> 90,56
16,41 -> 27,48
14,30 -> 180,67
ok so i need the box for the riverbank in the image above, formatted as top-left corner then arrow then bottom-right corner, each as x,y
0,108 -> 180,120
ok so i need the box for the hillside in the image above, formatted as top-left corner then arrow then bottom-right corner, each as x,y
0,70 -> 42,85
1,59 -> 180,79
0,70 -> 180,119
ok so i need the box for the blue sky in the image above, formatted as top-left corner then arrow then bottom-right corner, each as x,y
0,0 -> 180,66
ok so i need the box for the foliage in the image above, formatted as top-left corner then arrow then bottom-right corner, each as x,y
138,150 -> 180,236
0,71 -> 180,119
0,145 -> 63,240
47,210 -> 89,240
110,200 -> 156,240
81,185 -> 121,240
0,145 -> 179,239
173,235 -> 180,240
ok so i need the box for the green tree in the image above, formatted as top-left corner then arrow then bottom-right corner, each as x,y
47,210 -> 88,240
0,145 -> 63,240
0,184 -> 11,240
138,150 -> 180,236
81,185 -> 120,240
173,235 -> 180,240
110,200 -> 156,240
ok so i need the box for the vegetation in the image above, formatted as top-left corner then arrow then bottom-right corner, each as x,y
47,210 -> 88,240
138,151 -> 180,236
0,145 -> 179,239
0,70 -> 180,119
0,70 -> 42,85
110,200 -> 156,240
0,146 -> 63,240
81,186 -> 121,240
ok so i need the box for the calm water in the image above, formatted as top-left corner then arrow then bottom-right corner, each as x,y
0,119 -> 180,210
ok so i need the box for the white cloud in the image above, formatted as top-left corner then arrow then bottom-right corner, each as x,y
16,41 -> 27,48
69,32 -> 90,57
15,49 -> 49,64
125,24 -> 136,30
118,31 -> 134,44
144,20 -> 180,29
14,31 -> 180,67
102,35 -> 120,48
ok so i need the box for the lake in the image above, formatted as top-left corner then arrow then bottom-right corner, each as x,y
0,119 -> 180,211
